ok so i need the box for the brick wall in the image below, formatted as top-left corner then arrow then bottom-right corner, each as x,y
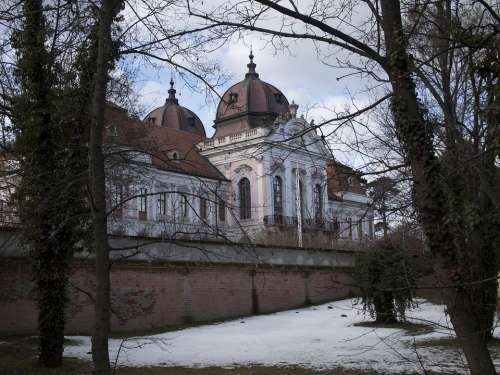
0,259 -> 354,335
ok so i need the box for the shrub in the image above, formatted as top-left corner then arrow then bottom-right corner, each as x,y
354,241 -> 417,323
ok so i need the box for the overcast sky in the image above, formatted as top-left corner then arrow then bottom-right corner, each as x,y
134,36 -> 379,138
118,0 -> 392,170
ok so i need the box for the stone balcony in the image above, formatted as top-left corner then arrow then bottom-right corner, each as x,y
198,127 -> 268,150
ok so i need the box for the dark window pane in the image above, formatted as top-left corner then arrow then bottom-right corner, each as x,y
218,198 -> 226,222
157,192 -> 166,216
273,176 -> 283,222
314,184 -> 322,222
200,197 -> 207,220
181,194 -> 188,217
140,188 -> 147,213
239,178 -> 251,219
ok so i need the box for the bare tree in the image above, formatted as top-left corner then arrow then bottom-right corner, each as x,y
185,1 -> 500,373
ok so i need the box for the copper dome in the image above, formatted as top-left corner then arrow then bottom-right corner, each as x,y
214,52 -> 289,134
144,80 -> 206,137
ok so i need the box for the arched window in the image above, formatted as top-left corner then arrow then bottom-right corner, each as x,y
314,184 -> 323,223
199,196 -> 207,220
181,194 -> 188,218
239,177 -> 251,219
218,198 -> 226,222
273,176 -> 283,223
296,180 -> 304,223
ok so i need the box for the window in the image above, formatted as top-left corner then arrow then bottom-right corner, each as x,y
358,219 -> 363,240
139,189 -> 147,212
157,192 -> 167,216
111,184 -> 123,217
139,188 -> 147,220
169,150 -> 179,160
106,124 -> 118,136
332,217 -> 339,235
239,177 -> 251,219
218,198 -> 226,222
228,92 -> 239,103
199,197 -> 207,220
181,194 -> 188,218
273,176 -> 283,222
348,218 -> 352,240
297,180 -> 304,221
314,184 -> 323,222
369,218 -> 374,239
112,184 -> 123,207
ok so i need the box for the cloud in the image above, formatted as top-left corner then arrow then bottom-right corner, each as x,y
130,1 -> 387,140
137,80 -> 165,114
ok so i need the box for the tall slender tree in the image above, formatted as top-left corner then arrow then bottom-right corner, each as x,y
10,0 -> 89,367
88,0 -> 123,373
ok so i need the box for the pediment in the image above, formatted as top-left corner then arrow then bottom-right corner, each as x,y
234,164 -> 253,174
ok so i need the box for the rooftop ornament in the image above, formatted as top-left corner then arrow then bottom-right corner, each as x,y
245,48 -> 259,79
166,77 -> 179,105
289,101 -> 299,118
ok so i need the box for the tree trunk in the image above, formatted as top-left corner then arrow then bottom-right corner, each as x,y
374,292 -> 396,324
379,1 -> 497,374
89,0 -> 120,373
36,246 -> 68,367
12,0 -> 72,367
443,287 -> 497,373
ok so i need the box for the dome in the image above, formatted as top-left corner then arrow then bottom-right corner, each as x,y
144,80 -> 206,137
214,52 -> 289,132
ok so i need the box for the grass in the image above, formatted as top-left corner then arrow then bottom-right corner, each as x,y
352,320 -> 434,336
115,366 -> 419,374
0,335 -> 456,375
0,337 -> 90,375
415,336 -> 500,349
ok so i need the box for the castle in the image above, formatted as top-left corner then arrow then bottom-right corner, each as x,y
0,54 -> 373,335
105,52 -> 373,249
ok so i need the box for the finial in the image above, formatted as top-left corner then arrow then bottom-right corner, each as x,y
166,76 -> 178,105
289,100 -> 299,118
246,47 -> 259,79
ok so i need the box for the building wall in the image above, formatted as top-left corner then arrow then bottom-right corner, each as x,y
0,258 -> 354,336
108,167 -> 230,240
200,120 -> 372,245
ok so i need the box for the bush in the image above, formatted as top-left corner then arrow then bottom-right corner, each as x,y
354,241 -> 417,323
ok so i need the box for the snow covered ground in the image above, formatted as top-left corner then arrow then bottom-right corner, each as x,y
64,299 -> 500,374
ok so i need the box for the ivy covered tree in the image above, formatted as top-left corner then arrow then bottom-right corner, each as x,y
10,0 -> 90,367
355,241 -> 417,324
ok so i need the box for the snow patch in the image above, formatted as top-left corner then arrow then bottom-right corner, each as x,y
64,299 -> 500,374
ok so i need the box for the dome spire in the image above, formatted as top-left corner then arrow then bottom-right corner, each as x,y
246,47 -> 259,79
166,76 -> 179,105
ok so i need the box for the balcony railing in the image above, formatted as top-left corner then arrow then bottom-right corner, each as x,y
200,127 -> 267,150
263,215 -> 340,233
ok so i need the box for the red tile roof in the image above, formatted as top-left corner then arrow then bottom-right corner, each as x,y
327,160 -> 366,201
214,54 -> 289,137
105,105 -> 227,181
